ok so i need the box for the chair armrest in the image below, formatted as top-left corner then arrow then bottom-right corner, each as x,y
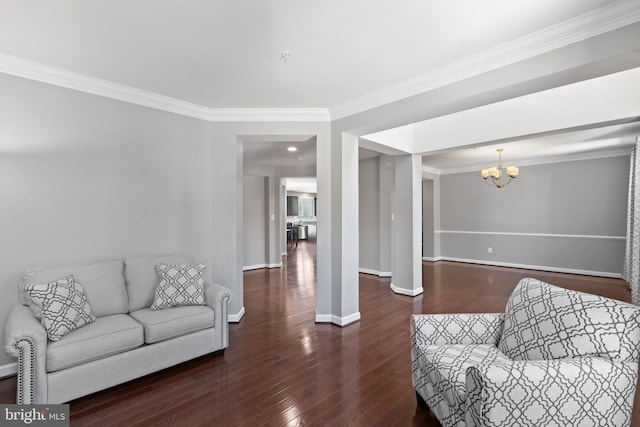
204,281 -> 232,348
3,303 -> 49,403
411,313 -> 504,347
465,357 -> 638,427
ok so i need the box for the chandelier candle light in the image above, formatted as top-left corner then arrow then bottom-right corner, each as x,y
481,148 -> 519,188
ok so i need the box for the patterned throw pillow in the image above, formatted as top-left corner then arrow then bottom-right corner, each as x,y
151,264 -> 206,310
24,275 -> 96,341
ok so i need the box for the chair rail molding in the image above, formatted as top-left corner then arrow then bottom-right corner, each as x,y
436,230 -> 626,240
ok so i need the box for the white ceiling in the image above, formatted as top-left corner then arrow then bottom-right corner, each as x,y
286,178 -> 317,195
1,1 -> 638,170
243,135 -> 317,167
0,0 -> 621,110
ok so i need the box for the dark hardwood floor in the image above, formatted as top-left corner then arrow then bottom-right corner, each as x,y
1,239 -> 638,426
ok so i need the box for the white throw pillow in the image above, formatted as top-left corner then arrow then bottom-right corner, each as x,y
24,275 -> 96,341
151,264 -> 206,310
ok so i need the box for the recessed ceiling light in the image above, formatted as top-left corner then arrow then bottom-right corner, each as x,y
287,146 -> 298,152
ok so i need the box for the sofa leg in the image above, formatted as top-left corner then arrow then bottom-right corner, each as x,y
415,391 -> 429,410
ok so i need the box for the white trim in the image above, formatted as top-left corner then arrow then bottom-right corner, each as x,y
210,108 -> 330,122
242,263 -> 283,271
0,53 -> 330,122
422,256 -> 444,262
315,314 -> 333,323
228,307 -> 246,322
359,268 -> 392,277
440,257 -> 622,278
0,362 -> 17,378
436,230 -> 626,241
0,52 -> 213,120
315,312 -> 361,326
330,0 -> 640,119
243,264 -> 267,271
390,283 -> 424,297
422,166 -> 442,176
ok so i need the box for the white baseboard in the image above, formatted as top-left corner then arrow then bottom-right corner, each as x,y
228,306 -> 245,322
359,268 -> 392,277
422,256 -> 444,262
315,314 -> 332,322
437,257 -> 622,278
0,362 -> 16,378
243,263 -> 282,271
390,283 -> 424,297
315,312 -> 361,326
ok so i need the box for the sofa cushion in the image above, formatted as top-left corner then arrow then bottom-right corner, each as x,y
21,259 -> 128,317
24,275 -> 96,341
47,314 -> 144,372
151,264 -> 206,310
124,254 -> 195,312
416,344 -> 510,413
498,278 -> 640,362
130,306 -> 214,344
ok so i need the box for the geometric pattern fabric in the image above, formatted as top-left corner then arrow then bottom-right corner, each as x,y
416,344 -> 511,425
24,275 -> 96,341
411,278 -> 640,427
151,264 -> 206,310
498,278 -> 640,362
465,356 -> 638,427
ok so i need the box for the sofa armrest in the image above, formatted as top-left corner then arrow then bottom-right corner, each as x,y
3,303 -> 49,404
465,357 -> 638,427
204,281 -> 232,348
411,313 -> 504,347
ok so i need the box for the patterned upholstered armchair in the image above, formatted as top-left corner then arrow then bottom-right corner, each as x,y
410,278 -> 640,427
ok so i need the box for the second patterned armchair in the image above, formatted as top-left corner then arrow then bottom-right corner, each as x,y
410,278 -> 640,427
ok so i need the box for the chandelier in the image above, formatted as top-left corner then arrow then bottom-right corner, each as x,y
481,148 -> 519,188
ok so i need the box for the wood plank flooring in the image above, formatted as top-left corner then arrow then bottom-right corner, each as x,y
0,240 -> 637,426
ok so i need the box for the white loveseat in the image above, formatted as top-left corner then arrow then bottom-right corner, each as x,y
411,277 -> 640,427
4,254 -> 232,404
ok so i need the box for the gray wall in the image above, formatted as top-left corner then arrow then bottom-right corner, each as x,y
438,155 -> 630,275
243,175 -> 268,269
0,73 -> 331,368
422,180 -> 435,259
359,157 -> 380,273
0,73 -> 214,366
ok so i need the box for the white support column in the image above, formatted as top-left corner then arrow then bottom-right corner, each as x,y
391,154 -> 423,296
339,133 -> 360,324
315,131 -> 360,326
379,155 -> 393,277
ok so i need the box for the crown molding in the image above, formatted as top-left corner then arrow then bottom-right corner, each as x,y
0,52 -> 331,122
330,0 -> 640,120
208,108 -> 330,122
421,165 -> 442,176
0,52 -> 215,120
